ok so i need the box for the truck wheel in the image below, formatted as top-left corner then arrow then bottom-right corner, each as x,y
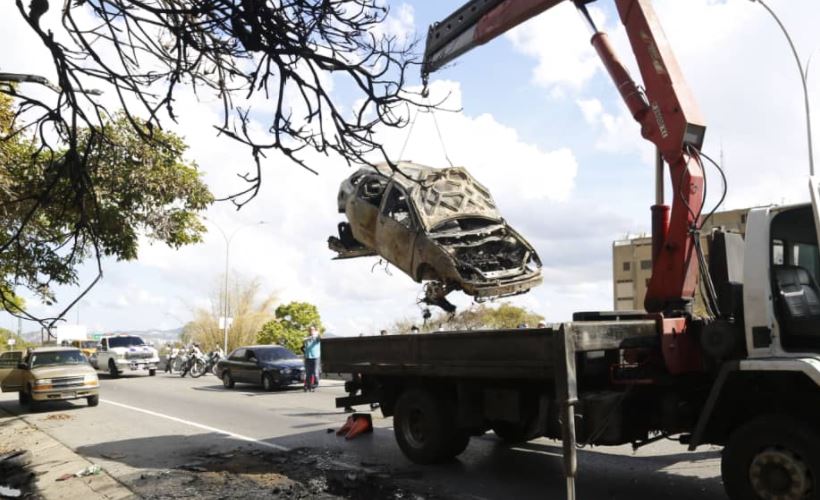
18,387 -> 31,408
149,369 -> 156,376
222,371 -> 235,389
87,395 -> 99,407
262,373 -> 275,392
394,389 -> 458,464
722,415 -> 820,500
108,360 -> 120,379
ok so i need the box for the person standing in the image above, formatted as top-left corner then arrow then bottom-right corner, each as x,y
303,326 -> 321,392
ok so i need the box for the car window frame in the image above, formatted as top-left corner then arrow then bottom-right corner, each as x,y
356,175 -> 388,207
380,182 -> 417,230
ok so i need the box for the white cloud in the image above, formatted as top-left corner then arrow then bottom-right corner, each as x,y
506,2 -> 609,95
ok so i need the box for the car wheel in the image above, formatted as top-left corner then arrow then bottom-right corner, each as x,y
262,373 -> 275,392
222,371 -> 235,389
722,415 -> 820,500
108,359 -> 120,379
87,395 -> 100,407
394,388 -> 460,464
148,369 -> 156,377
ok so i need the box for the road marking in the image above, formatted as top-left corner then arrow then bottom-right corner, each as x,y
101,399 -> 290,452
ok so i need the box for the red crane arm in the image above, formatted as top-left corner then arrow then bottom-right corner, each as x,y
422,0 -> 707,315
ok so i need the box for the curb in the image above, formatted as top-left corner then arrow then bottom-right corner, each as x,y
0,407 -> 136,500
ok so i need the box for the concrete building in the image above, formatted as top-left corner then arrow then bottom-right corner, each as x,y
612,208 -> 752,311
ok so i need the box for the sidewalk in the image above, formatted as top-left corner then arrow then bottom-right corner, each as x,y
0,407 -> 135,500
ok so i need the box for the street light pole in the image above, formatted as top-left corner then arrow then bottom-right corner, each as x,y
750,0 -> 815,175
206,219 -> 267,354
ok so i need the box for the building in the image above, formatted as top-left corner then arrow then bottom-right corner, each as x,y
612,208 -> 752,311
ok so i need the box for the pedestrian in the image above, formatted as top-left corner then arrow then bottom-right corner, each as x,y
165,346 -> 179,373
380,329 -> 388,336
537,321 -> 547,328
303,326 -> 321,392
410,326 -> 420,334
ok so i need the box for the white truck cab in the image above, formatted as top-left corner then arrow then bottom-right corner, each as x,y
94,334 -> 159,378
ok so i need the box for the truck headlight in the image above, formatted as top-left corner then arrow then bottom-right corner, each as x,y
84,374 -> 99,386
33,379 -> 53,390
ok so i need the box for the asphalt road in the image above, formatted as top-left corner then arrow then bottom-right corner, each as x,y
0,371 -> 728,500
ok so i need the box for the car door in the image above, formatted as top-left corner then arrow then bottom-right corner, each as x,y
242,349 -> 261,385
0,351 -> 24,392
375,183 -> 419,274
346,175 -> 387,247
226,348 -> 245,380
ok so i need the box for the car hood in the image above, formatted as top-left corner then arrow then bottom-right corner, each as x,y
30,364 -> 95,379
262,359 -> 304,369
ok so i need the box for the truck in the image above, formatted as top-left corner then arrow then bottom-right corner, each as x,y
322,1 -> 820,500
93,334 -> 159,378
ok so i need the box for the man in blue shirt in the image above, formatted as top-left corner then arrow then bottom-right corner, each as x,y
303,326 -> 321,392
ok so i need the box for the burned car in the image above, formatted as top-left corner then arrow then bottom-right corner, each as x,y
329,162 -> 542,311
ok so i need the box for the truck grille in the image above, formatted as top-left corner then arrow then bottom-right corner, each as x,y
125,351 -> 153,360
51,377 -> 85,389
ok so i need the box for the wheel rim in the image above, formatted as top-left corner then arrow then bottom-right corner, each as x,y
402,407 -> 427,449
749,447 -> 812,500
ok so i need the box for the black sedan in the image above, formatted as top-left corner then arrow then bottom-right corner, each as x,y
216,345 -> 305,391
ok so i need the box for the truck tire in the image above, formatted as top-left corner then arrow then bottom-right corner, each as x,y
491,422 -> 530,444
149,369 -> 157,377
722,415 -> 820,500
108,359 -> 120,379
18,387 -> 31,408
394,388 -> 460,464
87,395 -> 99,407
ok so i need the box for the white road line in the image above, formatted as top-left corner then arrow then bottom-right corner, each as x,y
101,398 -> 290,452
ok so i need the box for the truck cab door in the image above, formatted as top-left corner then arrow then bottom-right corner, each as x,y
0,351 -> 24,392
376,183 -> 419,274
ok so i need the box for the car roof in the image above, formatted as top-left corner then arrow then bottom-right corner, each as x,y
30,346 -> 82,353
360,162 -> 502,230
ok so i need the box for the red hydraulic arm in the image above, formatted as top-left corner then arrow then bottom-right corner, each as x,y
423,0 -> 707,316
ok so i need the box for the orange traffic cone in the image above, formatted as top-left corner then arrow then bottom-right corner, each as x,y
344,413 -> 373,440
336,415 -> 355,436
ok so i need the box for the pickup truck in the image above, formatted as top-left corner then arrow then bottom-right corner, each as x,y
93,334 -> 159,378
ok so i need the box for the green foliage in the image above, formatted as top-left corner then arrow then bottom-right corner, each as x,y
257,301 -> 323,353
0,96 -> 213,305
0,327 -> 33,350
391,303 -> 545,333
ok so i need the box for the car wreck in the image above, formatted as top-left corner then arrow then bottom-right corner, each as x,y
328,162 -> 542,312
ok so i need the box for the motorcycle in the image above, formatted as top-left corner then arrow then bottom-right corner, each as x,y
202,350 -> 224,376
188,350 -> 209,378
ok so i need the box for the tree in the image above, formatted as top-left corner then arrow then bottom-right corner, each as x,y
391,303 -> 545,333
257,301 -> 324,353
184,274 -> 276,352
0,326 -> 33,349
2,1 -> 430,325
0,94 -> 213,325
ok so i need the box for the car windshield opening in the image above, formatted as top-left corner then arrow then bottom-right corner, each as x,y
257,347 -> 298,362
433,217 -> 498,233
30,350 -> 87,367
108,336 -> 145,348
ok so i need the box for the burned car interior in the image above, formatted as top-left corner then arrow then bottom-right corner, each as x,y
329,162 -> 542,312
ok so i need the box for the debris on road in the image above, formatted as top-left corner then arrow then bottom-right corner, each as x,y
336,413 -> 373,441
56,464 -> 102,481
44,413 -> 72,421
124,446 -> 447,500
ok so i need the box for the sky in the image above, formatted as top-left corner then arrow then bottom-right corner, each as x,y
1,0 -> 819,336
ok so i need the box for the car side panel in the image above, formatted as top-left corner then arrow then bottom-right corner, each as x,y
0,351 -> 24,392
412,235 -> 460,283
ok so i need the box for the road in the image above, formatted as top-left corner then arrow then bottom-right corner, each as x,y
0,371 -> 727,499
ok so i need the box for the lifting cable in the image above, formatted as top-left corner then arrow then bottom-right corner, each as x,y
395,102 -> 455,168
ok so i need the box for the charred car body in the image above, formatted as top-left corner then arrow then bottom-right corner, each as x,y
329,162 -> 542,311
